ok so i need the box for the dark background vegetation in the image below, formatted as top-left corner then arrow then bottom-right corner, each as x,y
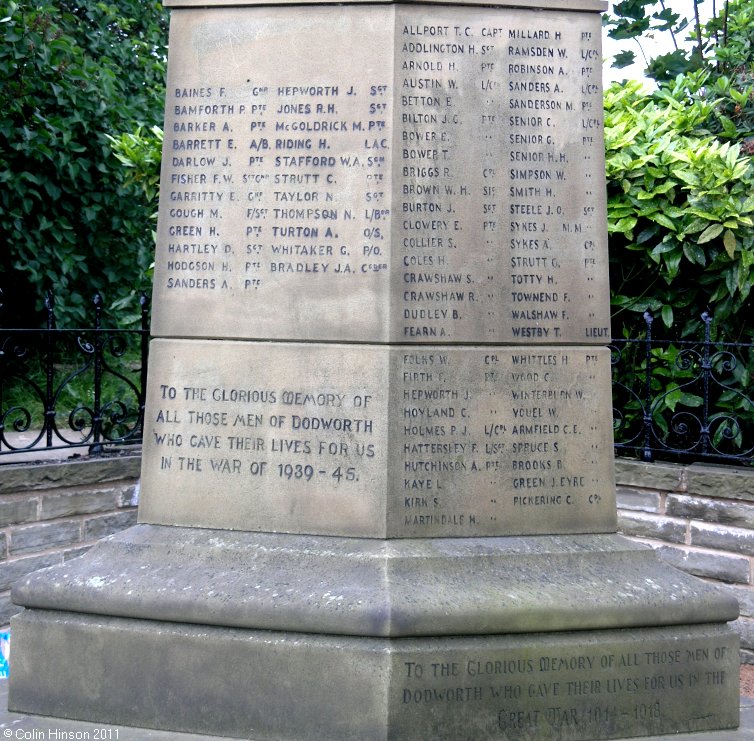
0,0 -> 168,327
0,0 -> 753,461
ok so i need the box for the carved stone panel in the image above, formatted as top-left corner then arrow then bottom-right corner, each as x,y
139,340 -> 615,537
152,4 -> 609,344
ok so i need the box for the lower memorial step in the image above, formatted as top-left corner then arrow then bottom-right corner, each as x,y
9,609 -> 739,740
10,526 -> 740,637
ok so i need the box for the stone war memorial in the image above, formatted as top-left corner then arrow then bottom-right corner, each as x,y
6,0 -> 742,738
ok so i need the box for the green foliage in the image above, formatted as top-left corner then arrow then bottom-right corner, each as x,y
704,0 -> 754,75
612,334 -> 754,462
605,78 -> 754,342
107,125 -> 163,269
604,0 -> 754,104
0,0 -> 168,325
107,126 -> 163,206
603,0 -> 695,80
606,48 -> 754,461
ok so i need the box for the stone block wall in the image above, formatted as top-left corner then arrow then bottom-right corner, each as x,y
0,454 -> 140,627
616,458 -> 754,663
2,453 -> 753,662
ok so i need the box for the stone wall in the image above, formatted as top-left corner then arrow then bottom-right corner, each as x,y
2,453 -> 754,662
616,457 -> 754,663
0,454 -> 139,627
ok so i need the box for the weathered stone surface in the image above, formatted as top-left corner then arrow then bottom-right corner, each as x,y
686,464 -> 754,503
690,521 -> 754,557
0,455 -> 141,495
7,0 -> 742,738
0,552 -> 62,592
118,482 -> 140,508
666,494 -> 754,528
152,4 -> 609,346
733,616 -> 754,652
39,486 -> 123,520
13,526 -> 738,637
83,511 -> 137,541
62,545 -> 92,562
728,584 -> 754,618
656,544 -> 750,585
9,521 -> 81,557
0,595 -> 22,626
617,511 -> 686,544
9,609 -> 739,740
0,497 -> 38,527
614,459 -> 686,493
615,487 -> 661,513
140,341 -> 616,537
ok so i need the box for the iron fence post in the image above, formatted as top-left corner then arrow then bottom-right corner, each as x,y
641,310 -> 654,462
44,292 -> 56,449
89,293 -> 104,455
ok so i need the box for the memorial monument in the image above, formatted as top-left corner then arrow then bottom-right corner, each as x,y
8,0 -> 740,737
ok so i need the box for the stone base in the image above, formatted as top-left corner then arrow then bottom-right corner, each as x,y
9,610 -> 739,740
10,525 -> 739,636
8,527 -> 741,739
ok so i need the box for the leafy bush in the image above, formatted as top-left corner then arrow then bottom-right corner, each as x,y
0,0 -> 168,326
606,74 -> 754,463
605,76 -> 754,342
107,126 -> 164,207
106,125 -> 163,263
604,0 -> 754,156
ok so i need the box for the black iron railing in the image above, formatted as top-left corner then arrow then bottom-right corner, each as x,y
0,291 -> 150,462
611,311 -> 754,466
1,297 -> 752,467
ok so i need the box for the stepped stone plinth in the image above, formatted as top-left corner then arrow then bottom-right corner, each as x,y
8,0 -> 740,738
